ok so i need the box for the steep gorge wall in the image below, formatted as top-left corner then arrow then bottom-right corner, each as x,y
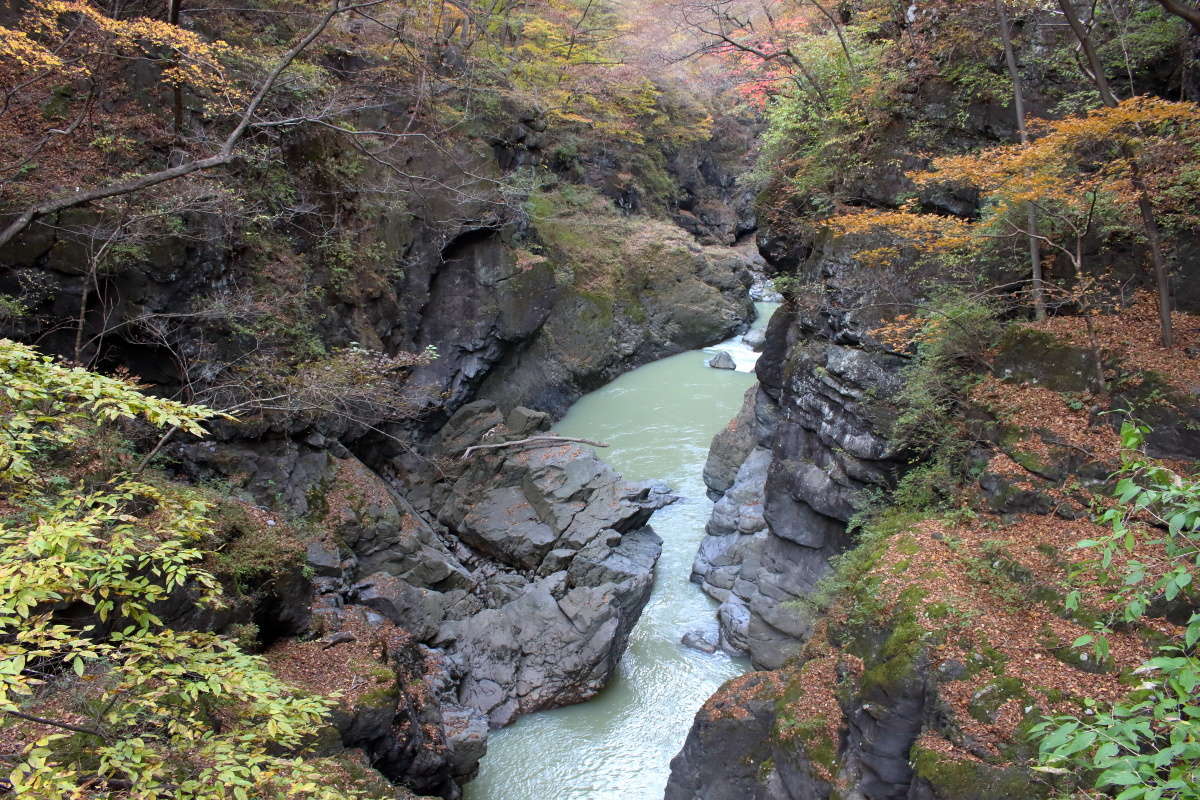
669,12 -> 1200,795
691,243 -> 912,670
0,99 -> 761,799
668,238 -> 933,799
668,227 -> 1200,800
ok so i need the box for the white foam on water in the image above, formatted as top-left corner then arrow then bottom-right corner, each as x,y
703,300 -> 779,373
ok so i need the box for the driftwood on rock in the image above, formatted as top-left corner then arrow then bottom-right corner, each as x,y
460,435 -> 608,460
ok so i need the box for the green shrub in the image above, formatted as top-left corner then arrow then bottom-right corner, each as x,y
0,341 -> 379,800
889,291 -> 1002,510
1033,422 -> 1200,799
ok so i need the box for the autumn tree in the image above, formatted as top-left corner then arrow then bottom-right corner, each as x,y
0,0 -> 387,250
830,97 -> 1200,348
0,339 -> 384,799
1056,0 -> 1178,346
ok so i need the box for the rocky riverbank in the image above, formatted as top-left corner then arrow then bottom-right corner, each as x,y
667,224 -> 1200,799
257,399 -> 678,796
2,88 -> 761,797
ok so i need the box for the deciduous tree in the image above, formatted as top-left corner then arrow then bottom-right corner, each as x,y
0,339 -> 383,799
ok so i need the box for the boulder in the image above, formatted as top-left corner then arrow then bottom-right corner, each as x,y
440,527 -> 662,727
681,629 -> 718,654
708,350 -> 736,370
442,706 -> 489,781
408,416 -> 675,729
702,386 -> 762,494
742,327 -> 766,351
505,405 -> 552,436
351,572 -> 446,642
305,541 -> 344,579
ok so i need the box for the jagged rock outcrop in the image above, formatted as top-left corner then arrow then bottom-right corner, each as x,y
690,239 -> 910,669
180,398 -> 676,798
474,218 -> 755,416
420,402 -> 673,725
665,673 -> 787,800
673,233 -> 1200,800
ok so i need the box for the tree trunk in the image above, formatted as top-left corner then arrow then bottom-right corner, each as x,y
1074,237 -> 1107,392
1056,0 -> 1174,347
994,0 -> 1046,320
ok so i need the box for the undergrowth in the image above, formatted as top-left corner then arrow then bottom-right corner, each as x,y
888,290 -> 1003,511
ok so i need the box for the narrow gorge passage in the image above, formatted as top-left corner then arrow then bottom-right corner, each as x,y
465,302 -> 779,800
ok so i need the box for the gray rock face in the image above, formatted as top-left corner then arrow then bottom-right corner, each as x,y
182,395 -> 675,794
691,241 -> 909,670
442,706 -> 489,781
309,603 -> 478,800
708,351 -> 736,370
351,572 -> 448,642
421,403 -> 672,725
475,230 -> 755,418
312,400 -> 674,734
665,673 -> 804,800
664,658 -> 928,800
440,527 -> 660,726
667,113 -> 762,245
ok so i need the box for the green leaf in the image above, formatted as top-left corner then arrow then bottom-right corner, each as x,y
1097,768 -> 1143,787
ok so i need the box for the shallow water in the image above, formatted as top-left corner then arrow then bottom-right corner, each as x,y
464,303 -> 778,800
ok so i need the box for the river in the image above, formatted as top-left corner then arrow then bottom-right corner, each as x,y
464,301 -> 778,800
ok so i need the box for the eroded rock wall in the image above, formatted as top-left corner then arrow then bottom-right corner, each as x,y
691,238 -> 912,669
670,239 -> 1200,800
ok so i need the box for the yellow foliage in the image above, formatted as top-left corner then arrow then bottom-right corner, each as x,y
1,0 -> 233,96
827,206 -> 973,264
824,98 -> 1200,267
914,97 -> 1200,207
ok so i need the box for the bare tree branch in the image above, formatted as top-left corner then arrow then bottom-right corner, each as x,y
461,435 -> 608,460
5,710 -> 105,739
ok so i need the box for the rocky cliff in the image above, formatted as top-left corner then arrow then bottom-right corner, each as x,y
0,88 -> 760,797
668,228 -> 1200,800
690,236 -> 915,670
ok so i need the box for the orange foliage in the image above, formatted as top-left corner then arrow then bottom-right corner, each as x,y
1,0 -> 232,94
823,98 -> 1200,268
913,97 -> 1200,220
825,202 -> 972,264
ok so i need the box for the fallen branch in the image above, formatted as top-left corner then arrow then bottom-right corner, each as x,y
6,710 -> 105,739
461,435 -> 608,460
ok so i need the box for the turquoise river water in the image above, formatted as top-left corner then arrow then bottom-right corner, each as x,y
464,301 -> 778,800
